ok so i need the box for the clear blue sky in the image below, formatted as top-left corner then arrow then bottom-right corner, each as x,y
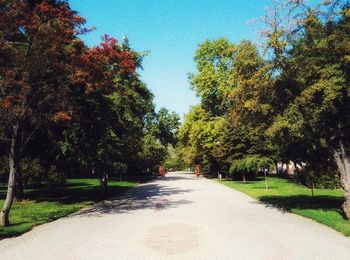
69,0 -> 272,118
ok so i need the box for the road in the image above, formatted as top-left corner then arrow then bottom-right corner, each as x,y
1,172 -> 350,259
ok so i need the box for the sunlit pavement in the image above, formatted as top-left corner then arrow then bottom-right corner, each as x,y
1,171 -> 350,259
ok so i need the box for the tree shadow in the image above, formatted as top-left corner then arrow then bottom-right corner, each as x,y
251,186 -> 279,189
21,185 -> 133,204
71,183 -> 194,217
257,195 -> 346,218
0,176 -> 154,203
220,179 -> 254,184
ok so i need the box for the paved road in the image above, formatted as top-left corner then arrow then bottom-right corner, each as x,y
1,172 -> 350,260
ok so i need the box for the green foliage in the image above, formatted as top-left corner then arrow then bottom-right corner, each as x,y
20,158 -> 45,185
0,156 -> 66,186
0,156 -> 8,183
190,38 -> 236,115
0,0 -> 182,227
156,107 -> 180,146
138,133 -> 167,174
129,107 -> 180,175
181,38 -> 275,174
294,166 -> 341,189
178,105 -> 226,167
46,165 -> 66,186
180,2 -> 349,197
164,146 -> 189,170
229,156 -> 274,175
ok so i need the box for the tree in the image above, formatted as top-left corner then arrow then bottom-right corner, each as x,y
189,38 -> 236,116
0,0 -> 86,226
57,36 -> 152,193
179,38 -> 238,174
229,156 -> 274,188
226,40 -> 275,162
263,1 -> 350,218
164,145 -> 189,170
0,0 -> 136,226
135,107 -> 180,174
139,133 -> 167,174
156,107 -> 180,146
178,105 -> 226,171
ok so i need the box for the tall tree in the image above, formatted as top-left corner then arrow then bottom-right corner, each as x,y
156,107 -> 180,146
0,0 -> 86,226
178,105 -> 225,168
264,1 -> 350,218
227,40 -> 274,160
0,0 -> 136,226
189,38 -> 236,116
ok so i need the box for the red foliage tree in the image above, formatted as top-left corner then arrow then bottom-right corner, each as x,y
0,0 -> 136,226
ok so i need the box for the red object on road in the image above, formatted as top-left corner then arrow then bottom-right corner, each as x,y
195,164 -> 201,177
159,165 -> 166,177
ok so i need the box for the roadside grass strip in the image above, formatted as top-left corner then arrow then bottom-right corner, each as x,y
220,176 -> 350,236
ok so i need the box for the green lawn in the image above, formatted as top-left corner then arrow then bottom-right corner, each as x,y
220,176 -> 350,236
0,179 -> 138,239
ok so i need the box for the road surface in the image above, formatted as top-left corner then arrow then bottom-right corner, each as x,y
1,171 -> 350,259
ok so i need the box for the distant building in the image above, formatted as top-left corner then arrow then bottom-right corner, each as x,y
277,161 -> 305,175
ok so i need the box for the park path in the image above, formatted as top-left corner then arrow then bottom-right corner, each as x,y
1,172 -> 350,259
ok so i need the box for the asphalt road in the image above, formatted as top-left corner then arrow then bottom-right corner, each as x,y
1,172 -> 350,259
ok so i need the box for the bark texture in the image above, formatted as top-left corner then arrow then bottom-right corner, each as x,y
242,171 -> 246,184
264,171 -> 268,190
1,126 -> 19,227
333,139 -> 350,219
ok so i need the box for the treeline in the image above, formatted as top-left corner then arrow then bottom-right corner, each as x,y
177,1 -> 350,217
0,0 -> 179,226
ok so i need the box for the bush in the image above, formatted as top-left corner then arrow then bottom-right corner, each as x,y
294,166 -> 341,189
46,165 -> 66,186
0,156 -> 8,183
21,157 -> 66,186
229,156 -> 274,180
21,157 -> 45,185
315,171 -> 341,189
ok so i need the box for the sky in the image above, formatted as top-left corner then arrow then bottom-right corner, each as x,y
69,0 -> 272,118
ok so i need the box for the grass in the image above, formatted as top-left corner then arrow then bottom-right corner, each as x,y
220,176 -> 350,236
0,178 -> 138,239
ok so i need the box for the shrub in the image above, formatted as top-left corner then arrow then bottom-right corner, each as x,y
294,166 -> 341,189
21,157 -> 66,186
46,165 -> 66,186
21,157 -> 45,185
229,156 -> 274,179
0,156 -> 8,183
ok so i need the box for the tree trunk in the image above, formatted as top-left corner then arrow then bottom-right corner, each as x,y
264,170 -> 268,190
275,162 -> 278,175
286,162 -> 290,175
101,172 -> 108,198
243,171 -> 246,184
333,139 -> 350,219
1,125 -> 19,227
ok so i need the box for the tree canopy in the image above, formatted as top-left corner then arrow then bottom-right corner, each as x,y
0,0 -> 179,226
178,0 -> 350,219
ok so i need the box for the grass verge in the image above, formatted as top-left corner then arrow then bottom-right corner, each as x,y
220,176 -> 350,236
0,179 -> 138,239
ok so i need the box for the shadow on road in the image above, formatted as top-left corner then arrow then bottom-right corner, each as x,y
160,175 -> 199,182
72,182 -> 194,217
